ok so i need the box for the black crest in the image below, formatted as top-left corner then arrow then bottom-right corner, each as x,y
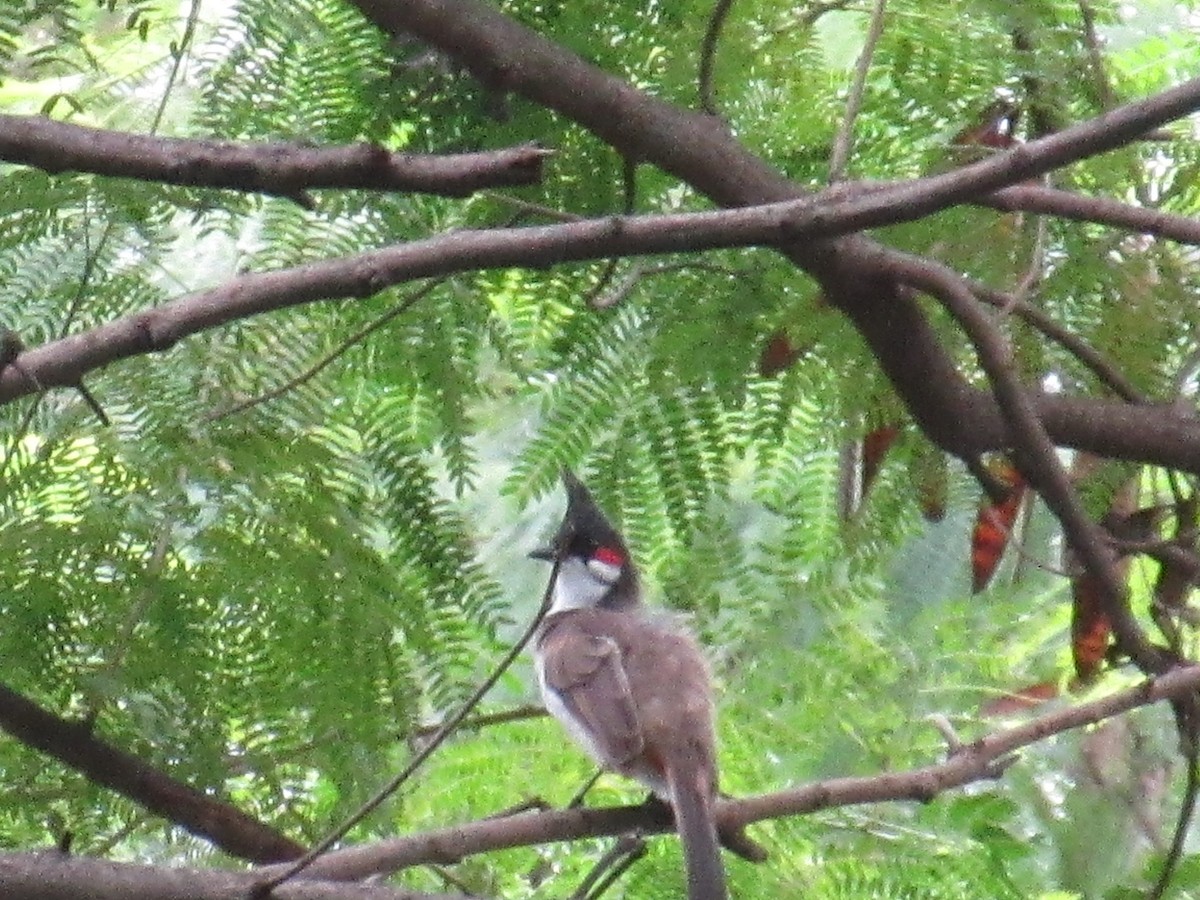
530,469 -> 628,562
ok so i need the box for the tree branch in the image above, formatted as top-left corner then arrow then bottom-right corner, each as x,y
4,198 -> 1200,474
205,279 -> 444,421
827,0 -> 888,182
0,852 -> 468,900
969,281 -> 1148,403
698,0 -> 736,115
977,183 -> 1200,245
0,682 -> 304,863
258,666 -> 1200,882
11,0 -> 1198,490
254,557 -> 563,893
885,251 -> 1168,673
353,0 -> 1200,220
346,0 -> 1200,489
412,705 -> 547,739
0,116 -> 550,199
1077,0 -> 1119,112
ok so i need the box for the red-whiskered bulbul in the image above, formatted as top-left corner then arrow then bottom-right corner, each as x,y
530,470 -> 762,900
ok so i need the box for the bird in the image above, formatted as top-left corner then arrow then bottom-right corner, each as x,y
530,470 -> 762,900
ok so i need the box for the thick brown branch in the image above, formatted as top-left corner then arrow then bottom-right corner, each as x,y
0,115 -> 549,198
4,206 -> 1200,474
0,852 -> 468,900
353,0 -> 1200,224
0,682 -> 304,864
978,184 -> 1200,245
10,1 -> 1198,488
348,0 -> 1200,495
260,666 -> 1200,882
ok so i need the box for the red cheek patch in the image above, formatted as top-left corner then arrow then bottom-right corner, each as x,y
593,546 -> 624,567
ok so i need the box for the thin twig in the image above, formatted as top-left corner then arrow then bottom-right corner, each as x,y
768,0 -> 860,38
582,848 -> 647,900
591,259 -> 743,310
484,798 -> 552,820
1150,707 -> 1200,899
1077,0 -> 1119,112
1008,212 -> 1047,304
970,281 -> 1147,404
205,279 -> 443,422
573,834 -> 647,900
583,258 -> 624,309
582,157 -> 637,308
977,504 -> 1074,580
698,0 -> 736,115
425,863 -> 477,896
567,770 -> 606,809
1172,342 -> 1200,396
827,0 -> 887,182
253,555 -> 562,893
479,191 -> 584,223
412,704 -> 546,739
589,262 -> 645,310
1010,26 -> 1059,139
83,523 -> 175,722
88,814 -> 148,857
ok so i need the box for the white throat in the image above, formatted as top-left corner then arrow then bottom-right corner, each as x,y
549,556 -> 619,612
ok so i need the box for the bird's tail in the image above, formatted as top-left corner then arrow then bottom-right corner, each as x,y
668,766 -> 728,900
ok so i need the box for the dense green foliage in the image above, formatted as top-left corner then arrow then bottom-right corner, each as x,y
1,1 -> 1198,897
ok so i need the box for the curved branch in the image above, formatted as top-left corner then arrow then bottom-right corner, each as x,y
0,116 -> 550,199
352,0 -> 1200,222
254,557 -> 563,892
886,250 -> 1167,674
0,681 -> 303,864
698,0 -> 736,115
820,178 -> 1200,247
5,205 -> 1200,474
969,282 -> 1148,403
1077,0 -> 1119,111
259,666 -> 1200,882
205,279 -> 443,421
347,0 -> 1200,491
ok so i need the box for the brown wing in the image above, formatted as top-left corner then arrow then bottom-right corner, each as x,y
539,614 -> 643,766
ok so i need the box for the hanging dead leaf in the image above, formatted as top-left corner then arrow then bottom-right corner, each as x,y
1070,570 -> 1113,685
757,329 -> 803,378
980,680 -> 1059,717
909,442 -> 948,522
970,461 -> 1026,593
860,424 -> 901,504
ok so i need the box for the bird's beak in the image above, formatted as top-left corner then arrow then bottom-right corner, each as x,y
528,545 -> 556,561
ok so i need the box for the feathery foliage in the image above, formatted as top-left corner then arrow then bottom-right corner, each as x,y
1,0 -> 1198,897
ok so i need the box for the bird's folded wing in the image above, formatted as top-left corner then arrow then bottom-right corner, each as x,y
540,618 -> 643,766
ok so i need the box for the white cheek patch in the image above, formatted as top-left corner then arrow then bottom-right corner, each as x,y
586,557 -> 622,584
551,557 -> 613,611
